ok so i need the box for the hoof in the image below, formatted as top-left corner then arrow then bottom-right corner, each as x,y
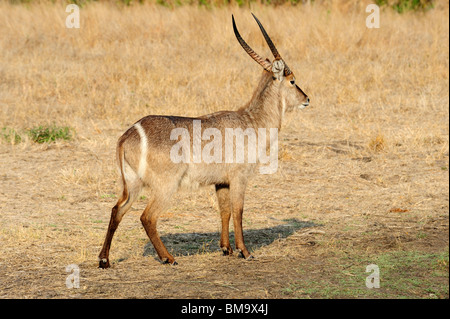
221,246 -> 233,256
238,250 -> 253,260
98,258 -> 110,269
162,258 -> 178,266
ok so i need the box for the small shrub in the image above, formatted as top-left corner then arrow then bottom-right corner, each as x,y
368,134 -> 386,153
375,0 -> 435,13
27,125 -> 73,144
1,127 -> 22,145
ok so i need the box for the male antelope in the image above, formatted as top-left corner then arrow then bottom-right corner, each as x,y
98,14 -> 309,268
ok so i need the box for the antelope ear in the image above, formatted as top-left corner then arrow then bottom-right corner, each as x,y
272,59 -> 285,81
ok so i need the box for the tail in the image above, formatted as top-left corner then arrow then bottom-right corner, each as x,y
116,139 -> 130,208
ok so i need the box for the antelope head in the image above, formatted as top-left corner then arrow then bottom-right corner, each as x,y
232,14 -> 310,111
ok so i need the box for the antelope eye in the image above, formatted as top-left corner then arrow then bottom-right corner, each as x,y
290,80 -> 295,85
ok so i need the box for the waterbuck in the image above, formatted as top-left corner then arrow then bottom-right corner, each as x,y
98,14 -> 309,268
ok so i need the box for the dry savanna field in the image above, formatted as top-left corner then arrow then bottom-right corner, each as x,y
0,1 -> 448,299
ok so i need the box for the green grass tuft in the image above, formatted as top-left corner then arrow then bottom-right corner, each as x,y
27,125 -> 73,144
1,127 -> 22,145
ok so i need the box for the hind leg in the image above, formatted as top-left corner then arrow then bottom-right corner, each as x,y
140,190 -> 177,265
98,178 -> 142,269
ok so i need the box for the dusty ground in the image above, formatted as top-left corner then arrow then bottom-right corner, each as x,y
0,125 -> 447,299
0,2 -> 448,299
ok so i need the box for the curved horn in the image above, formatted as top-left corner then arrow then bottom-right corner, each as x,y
251,13 -> 292,76
251,13 -> 280,59
232,15 -> 272,72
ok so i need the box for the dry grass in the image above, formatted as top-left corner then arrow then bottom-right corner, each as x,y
0,1 -> 448,299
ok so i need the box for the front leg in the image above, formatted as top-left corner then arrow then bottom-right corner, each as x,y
215,184 -> 233,256
229,179 -> 252,259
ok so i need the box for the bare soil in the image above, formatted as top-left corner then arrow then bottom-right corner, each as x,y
0,125 -> 448,298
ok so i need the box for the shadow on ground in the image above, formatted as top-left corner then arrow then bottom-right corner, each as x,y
143,218 -> 317,258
